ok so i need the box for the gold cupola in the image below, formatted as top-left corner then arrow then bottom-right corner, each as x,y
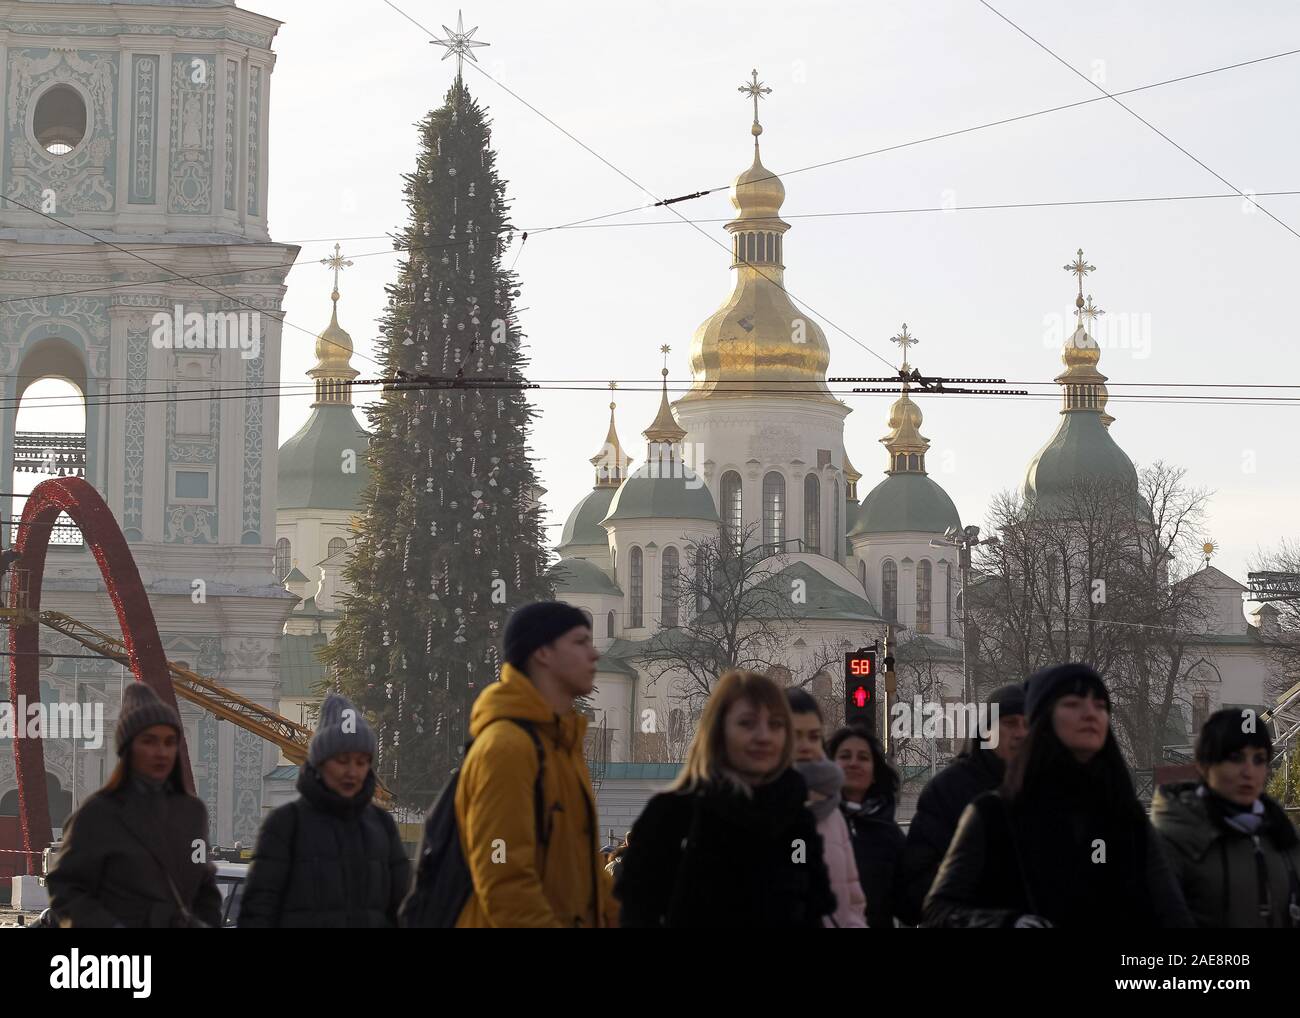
644,346 -> 688,474
880,326 -> 931,474
591,382 -> 630,488
310,243 -> 360,407
1057,249 -> 1113,425
677,70 -> 833,404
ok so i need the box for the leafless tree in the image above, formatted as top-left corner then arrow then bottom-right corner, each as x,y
641,521 -> 803,717
966,462 -> 1214,769
1248,538 -> 1300,702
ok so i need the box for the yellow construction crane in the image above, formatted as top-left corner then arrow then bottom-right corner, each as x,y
9,604 -> 392,806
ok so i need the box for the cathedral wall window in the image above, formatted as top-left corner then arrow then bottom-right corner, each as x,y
720,471 -> 743,552
275,538 -> 291,579
328,536 -> 347,559
661,545 -> 680,627
762,471 -> 786,551
882,560 -> 898,623
917,559 -> 933,634
33,83 -> 87,156
606,610 -> 615,639
803,474 -> 821,554
629,546 -> 644,628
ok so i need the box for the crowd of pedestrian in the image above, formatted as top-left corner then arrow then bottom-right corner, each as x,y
42,600 -> 1300,929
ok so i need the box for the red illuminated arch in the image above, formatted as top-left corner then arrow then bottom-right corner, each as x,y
8,477 -> 194,874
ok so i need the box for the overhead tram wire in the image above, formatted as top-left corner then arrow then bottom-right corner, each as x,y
519,45 -> 1300,237
381,0 -> 903,374
8,36 -> 1297,374
978,0 -> 1300,243
2,43 -> 1295,266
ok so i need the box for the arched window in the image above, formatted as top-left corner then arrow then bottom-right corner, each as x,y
720,471 -> 743,551
762,472 -> 785,550
606,610 -> 615,639
662,546 -> 680,627
629,546 -> 643,628
832,478 -> 840,561
13,368 -> 88,546
882,560 -> 898,622
896,453 -> 906,472
275,538 -> 292,579
327,536 -> 347,559
695,545 -> 710,612
908,452 -> 919,471
917,560 -> 933,634
858,558 -> 866,590
803,474 -> 821,554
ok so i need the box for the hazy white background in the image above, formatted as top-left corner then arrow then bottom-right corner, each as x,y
249,0 -> 1298,584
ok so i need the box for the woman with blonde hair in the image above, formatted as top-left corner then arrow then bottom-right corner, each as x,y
615,670 -> 836,927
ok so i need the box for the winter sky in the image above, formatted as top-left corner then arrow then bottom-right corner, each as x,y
254,0 -> 1297,586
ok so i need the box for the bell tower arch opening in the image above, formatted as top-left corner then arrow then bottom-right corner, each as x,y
10,338 -> 88,548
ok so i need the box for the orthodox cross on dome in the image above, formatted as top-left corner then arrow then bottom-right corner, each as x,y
1078,294 -> 1104,327
738,68 -> 772,135
1064,248 -> 1096,302
608,379 -> 618,409
320,242 -> 353,299
430,10 -> 490,77
890,323 -> 918,373
660,344 -> 671,373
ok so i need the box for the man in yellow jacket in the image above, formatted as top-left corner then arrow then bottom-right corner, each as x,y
455,601 -> 619,927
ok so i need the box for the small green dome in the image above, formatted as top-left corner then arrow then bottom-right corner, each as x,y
1023,412 -> 1140,517
278,406 -> 370,511
850,472 -> 961,536
547,557 -> 623,596
557,487 -> 617,552
601,467 -> 719,525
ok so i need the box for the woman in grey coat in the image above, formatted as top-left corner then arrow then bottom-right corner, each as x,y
47,682 -> 221,928
1152,708 -> 1300,927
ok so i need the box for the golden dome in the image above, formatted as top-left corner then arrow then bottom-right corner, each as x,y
590,393 -> 629,488
678,133 -> 832,402
644,368 -> 687,444
310,291 -> 359,379
880,389 -> 931,472
731,143 -> 786,223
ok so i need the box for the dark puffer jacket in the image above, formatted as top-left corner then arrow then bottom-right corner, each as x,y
897,748 -> 1005,925
840,793 -> 906,929
238,765 -> 410,928
615,768 -> 836,928
47,774 -> 221,929
1151,782 -> 1300,928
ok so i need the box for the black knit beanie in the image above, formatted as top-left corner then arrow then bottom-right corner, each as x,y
502,601 -> 591,670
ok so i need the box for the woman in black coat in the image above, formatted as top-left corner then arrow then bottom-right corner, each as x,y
923,664 -> 1193,929
615,671 -> 836,928
828,724 -> 906,928
48,682 -> 221,929
240,694 -> 409,928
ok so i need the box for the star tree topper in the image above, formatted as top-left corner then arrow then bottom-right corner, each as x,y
430,11 -> 489,77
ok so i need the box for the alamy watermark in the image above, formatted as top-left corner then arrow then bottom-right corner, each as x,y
151,305 -> 262,360
0,696 -> 104,749
889,697 -> 1001,748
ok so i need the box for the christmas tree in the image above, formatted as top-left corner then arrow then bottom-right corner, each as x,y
324,74 -> 553,808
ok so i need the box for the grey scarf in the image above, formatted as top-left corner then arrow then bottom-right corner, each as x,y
794,758 -> 843,822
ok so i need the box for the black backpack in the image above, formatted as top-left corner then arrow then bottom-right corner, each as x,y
398,718 -> 548,928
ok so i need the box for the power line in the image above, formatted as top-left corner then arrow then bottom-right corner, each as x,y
979,0 -> 1300,242
522,46 -> 1300,236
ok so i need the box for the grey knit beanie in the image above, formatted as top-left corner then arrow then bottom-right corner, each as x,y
115,681 -> 182,756
308,692 -> 377,767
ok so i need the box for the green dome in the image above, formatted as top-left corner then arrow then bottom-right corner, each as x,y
850,472 -> 961,536
547,557 -> 623,596
557,487 -> 617,552
1023,412 -> 1140,517
278,406 -> 371,511
601,467 -> 719,525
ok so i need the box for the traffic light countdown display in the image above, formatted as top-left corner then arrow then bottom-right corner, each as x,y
844,649 -> 877,730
